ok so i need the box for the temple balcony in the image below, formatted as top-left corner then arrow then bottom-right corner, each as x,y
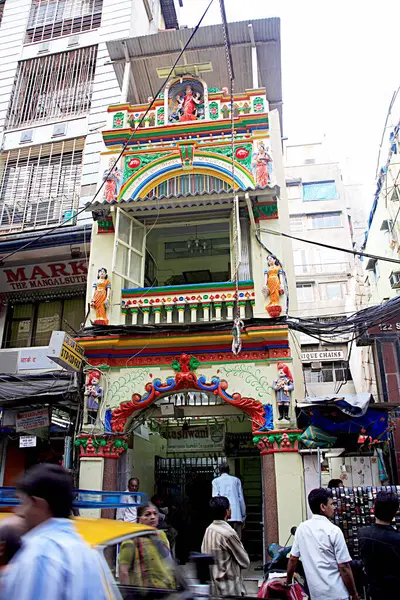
121,281 -> 255,326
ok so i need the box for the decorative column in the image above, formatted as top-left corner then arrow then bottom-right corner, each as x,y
254,430 -> 304,545
75,434 -> 128,519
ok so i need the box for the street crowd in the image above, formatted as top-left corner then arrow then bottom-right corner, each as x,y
0,463 -> 398,599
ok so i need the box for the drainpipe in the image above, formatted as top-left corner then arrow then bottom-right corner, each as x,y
248,24 -> 259,89
121,41 -> 131,104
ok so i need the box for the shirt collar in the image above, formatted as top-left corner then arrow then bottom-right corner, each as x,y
23,518 -> 76,542
311,514 -> 329,521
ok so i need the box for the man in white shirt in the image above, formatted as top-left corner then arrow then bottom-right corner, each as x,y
286,488 -> 359,600
212,464 -> 246,539
116,477 -> 140,522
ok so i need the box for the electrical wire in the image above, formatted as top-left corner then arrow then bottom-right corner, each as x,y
0,0 -> 216,265
260,227 -> 400,266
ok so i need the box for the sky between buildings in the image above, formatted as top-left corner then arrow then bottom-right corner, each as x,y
181,0 -> 400,219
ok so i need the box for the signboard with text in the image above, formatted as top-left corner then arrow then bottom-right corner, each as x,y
301,350 -> 345,362
16,408 -> 49,432
48,331 -> 84,372
163,425 -> 225,453
0,259 -> 88,294
18,348 -> 63,371
19,435 -> 37,448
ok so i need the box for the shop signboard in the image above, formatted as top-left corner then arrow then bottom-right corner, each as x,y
367,316 -> 400,336
18,348 -> 63,371
0,259 -> 88,294
16,408 -> 49,432
47,331 -> 84,372
301,350 -> 345,362
163,425 -> 225,453
19,435 -> 37,448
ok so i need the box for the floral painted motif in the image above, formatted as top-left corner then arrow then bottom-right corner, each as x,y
113,112 -> 125,128
209,101 -> 219,120
252,97 -> 265,113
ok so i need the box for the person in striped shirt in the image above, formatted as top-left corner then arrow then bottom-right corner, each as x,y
1,463 -> 121,600
201,496 -> 250,596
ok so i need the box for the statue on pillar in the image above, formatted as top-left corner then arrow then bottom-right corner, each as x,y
85,369 -> 103,423
91,267 -> 111,325
263,255 -> 284,317
273,362 -> 294,422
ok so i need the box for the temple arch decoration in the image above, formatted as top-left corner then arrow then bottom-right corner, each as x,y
111,353 -> 273,434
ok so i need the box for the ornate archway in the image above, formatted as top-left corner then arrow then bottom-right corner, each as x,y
111,354 -> 273,434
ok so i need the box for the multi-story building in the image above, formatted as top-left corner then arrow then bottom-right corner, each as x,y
285,141 -> 358,397
74,16 -> 307,554
0,0 -> 181,483
355,103 -> 400,477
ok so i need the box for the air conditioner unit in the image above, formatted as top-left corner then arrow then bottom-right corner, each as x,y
311,361 -> 322,370
389,271 -> 400,289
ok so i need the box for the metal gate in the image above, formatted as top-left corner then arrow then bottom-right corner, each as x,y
155,456 -> 225,561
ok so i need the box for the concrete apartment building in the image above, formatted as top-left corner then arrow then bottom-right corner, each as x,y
285,141 -> 357,397
0,0 -> 181,480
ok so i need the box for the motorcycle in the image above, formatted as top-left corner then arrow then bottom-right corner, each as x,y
258,528 -> 308,600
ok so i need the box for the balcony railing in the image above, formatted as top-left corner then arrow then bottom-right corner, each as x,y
121,281 -> 255,326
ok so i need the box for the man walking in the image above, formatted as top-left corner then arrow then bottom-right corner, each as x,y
2,463 -> 120,599
116,477 -> 140,522
202,496 -> 250,596
359,490 -> 400,599
212,464 -> 246,538
286,488 -> 358,600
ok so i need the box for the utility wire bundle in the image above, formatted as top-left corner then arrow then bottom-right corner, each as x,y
287,295 -> 400,344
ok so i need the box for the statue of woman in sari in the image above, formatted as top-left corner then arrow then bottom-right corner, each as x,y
179,86 -> 201,122
91,267 -> 111,325
252,141 -> 273,187
263,255 -> 284,316
103,158 -> 122,203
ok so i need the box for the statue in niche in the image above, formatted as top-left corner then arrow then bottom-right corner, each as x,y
85,369 -> 103,422
168,79 -> 204,123
252,141 -> 273,187
273,362 -> 294,421
91,267 -> 111,325
103,158 -> 122,203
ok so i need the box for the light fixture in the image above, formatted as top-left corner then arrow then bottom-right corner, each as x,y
186,227 -> 210,254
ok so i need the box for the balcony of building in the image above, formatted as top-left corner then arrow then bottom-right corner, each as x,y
24,0 -> 103,44
0,138 -> 84,236
114,216 -> 258,327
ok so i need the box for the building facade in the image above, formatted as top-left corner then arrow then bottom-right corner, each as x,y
285,141 -> 358,397
0,0 -> 179,482
75,18 -> 307,554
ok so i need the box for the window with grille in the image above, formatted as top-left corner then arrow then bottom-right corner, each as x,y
144,174 -> 231,199
303,180 -> 338,201
4,296 -> 85,348
25,0 -> 103,43
0,138 -> 84,234
290,216 -> 304,233
303,361 -> 352,384
6,46 -> 97,130
296,283 -> 314,303
309,212 -> 342,229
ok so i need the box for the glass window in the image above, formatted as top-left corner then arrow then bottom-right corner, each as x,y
296,283 -> 314,303
303,361 -> 352,384
293,249 -> 309,274
326,282 -> 343,300
290,216 -> 304,233
303,181 -> 338,201
310,212 -> 342,229
5,297 -> 84,349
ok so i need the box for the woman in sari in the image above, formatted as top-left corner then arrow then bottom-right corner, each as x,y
91,267 -> 111,325
179,86 -> 201,122
119,503 -> 176,589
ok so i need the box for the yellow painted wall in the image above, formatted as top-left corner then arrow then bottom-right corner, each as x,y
132,433 -> 167,498
274,452 -> 305,544
78,457 -> 104,519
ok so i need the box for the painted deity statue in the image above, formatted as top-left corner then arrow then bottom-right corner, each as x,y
91,267 -> 111,325
103,158 -> 122,203
85,369 -> 103,415
263,255 -> 284,317
179,86 -> 201,122
252,141 -> 273,187
273,362 -> 294,422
